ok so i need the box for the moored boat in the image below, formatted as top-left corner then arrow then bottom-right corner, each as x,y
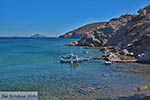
60,54 -> 83,63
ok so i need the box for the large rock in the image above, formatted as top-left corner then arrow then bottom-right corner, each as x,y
105,53 -> 121,62
65,41 -> 78,46
77,34 -> 102,47
119,49 -> 129,55
136,85 -> 148,91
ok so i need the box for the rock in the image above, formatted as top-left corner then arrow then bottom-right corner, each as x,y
138,5 -> 150,15
105,53 -> 121,62
136,85 -> 148,91
89,43 -> 95,47
119,49 -> 129,56
127,44 -> 132,47
99,47 -> 107,51
137,53 -> 145,58
65,41 -> 78,46
77,34 -> 102,47
60,14 -> 135,47
127,52 -> 134,56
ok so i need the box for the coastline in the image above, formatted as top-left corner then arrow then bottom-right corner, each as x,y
64,44 -> 145,65
60,5 -> 150,64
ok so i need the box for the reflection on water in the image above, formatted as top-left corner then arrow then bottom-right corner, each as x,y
70,63 -> 80,68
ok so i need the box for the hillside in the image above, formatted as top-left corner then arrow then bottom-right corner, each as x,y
59,22 -> 107,38
60,5 -> 150,63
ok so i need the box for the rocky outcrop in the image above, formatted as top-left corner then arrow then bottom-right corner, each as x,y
136,85 -> 148,91
59,22 -> 107,38
61,14 -> 135,46
77,34 -> 102,47
119,49 -> 130,56
105,53 -> 121,62
61,5 -> 150,64
65,41 -> 78,46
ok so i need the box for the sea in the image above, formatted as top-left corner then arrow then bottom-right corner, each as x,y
0,37 -> 150,100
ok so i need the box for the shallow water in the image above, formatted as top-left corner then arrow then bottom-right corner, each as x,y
0,38 -> 150,100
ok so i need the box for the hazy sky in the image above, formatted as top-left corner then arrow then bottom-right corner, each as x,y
0,0 -> 150,37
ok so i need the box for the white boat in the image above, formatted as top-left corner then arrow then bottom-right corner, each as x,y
60,54 -> 83,63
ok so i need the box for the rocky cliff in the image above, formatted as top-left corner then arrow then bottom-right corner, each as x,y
63,14 -> 135,46
60,5 -> 150,63
59,22 -> 107,38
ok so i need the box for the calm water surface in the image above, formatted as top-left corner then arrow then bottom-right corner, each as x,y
0,38 -> 150,100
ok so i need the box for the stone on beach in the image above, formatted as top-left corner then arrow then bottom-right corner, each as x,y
65,41 -> 78,46
136,85 -> 148,91
105,53 -> 121,62
119,49 -> 130,56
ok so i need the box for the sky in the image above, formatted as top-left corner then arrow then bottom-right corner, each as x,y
0,0 -> 150,37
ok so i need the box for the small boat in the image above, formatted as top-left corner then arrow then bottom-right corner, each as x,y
60,54 -> 83,63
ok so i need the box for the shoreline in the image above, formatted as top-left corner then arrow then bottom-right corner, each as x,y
65,44 -> 150,65
61,6 -> 150,65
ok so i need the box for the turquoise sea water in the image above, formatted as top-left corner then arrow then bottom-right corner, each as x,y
0,38 -> 150,100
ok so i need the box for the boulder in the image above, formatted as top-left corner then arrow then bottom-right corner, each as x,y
100,47 -> 107,51
89,43 -> 95,47
127,52 -> 134,56
65,41 -> 78,46
77,34 -> 102,46
119,49 -> 129,56
105,53 -> 121,62
136,85 -> 148,91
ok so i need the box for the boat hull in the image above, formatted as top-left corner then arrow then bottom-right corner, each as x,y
60,58 -> 83,63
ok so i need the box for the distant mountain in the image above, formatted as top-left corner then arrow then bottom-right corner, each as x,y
31,33 -> 47,38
